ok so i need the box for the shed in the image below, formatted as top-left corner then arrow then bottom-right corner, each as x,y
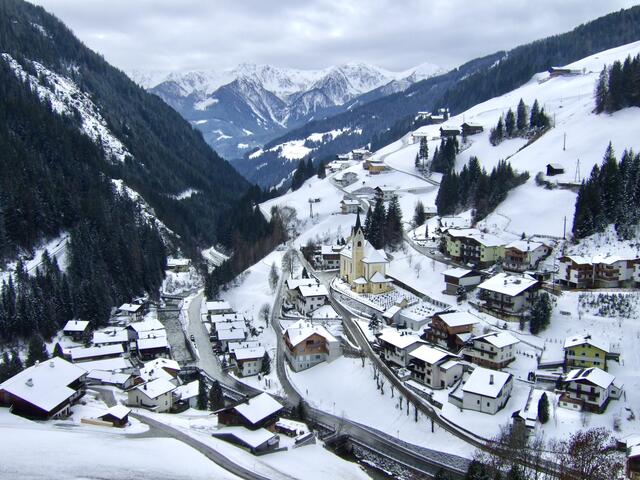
546,163 -> 564,176
216,393 -> 284,431
98,404 -> 131,427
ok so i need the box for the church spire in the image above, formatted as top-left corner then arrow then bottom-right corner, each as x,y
354,209 -> 362,232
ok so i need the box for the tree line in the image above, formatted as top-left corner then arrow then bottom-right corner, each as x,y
435,157 -> 529,222
291,158 -> 326,191
572,143 -> 640,240
489,98 -> 551,146
594,54 -> 640,113
430,136 -> 459,174
363,196 -> 403,251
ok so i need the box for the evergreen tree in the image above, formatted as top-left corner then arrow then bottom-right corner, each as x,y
419,136 -> 429,170
367,198 -> 387,249
197,379 -> 208,410
317,160 -> 326,179
505,109 -> 516,137
594,66 -> 610,113
261,351 -> 271,374
538,392 -> 550,424
26,334 -> 49,367
291,160 -> 308,191
530,99 -> 541,128
489,116 -> 504,146
413,201 -> 427,227
465,460 -> 491,480
363,207 -> 373,239
516,98 -> 528,131
208,380 -> 225,410
384,196 -> 403,250
414,152 -> 420,169
529,292 -> 552,334
608,60 -> 625,111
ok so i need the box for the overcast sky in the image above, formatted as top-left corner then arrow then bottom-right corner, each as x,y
30,0 -> 640,74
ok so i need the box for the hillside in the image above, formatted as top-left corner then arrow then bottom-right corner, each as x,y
245,5 -> 640,190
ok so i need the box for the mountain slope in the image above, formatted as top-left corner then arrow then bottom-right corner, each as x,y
247,5 -> 640,190
143,62 -> 444,160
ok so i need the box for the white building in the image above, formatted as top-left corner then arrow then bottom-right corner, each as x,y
231,346 -> 266,377
377,329 -> 423,367
285,277 -> 319,303
340,198 -> 360,214
128,378 -> 176,412
503,240 -> 549,272
462,331 -> 520,370
319,245 -> 342,270
284,320 -> 341,372
477,273 -> 538,316
442,268 -> 483,295
139,358 -> 181,385
457,367 -> 513,415
174,380 -> 200,408
560,367 -> 622,413
294,284 -> 329,315
408,345 -> 463,389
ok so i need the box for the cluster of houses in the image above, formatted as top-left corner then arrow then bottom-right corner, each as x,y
414,107 -> 450,124
200,300 -> 269,378
557,254 -> 640,289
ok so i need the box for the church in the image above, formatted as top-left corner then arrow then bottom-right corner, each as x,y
339,213 -> 392,294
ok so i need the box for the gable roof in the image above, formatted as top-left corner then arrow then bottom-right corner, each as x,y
565,367 -> 615,389
378,328 -> 423,349
136,378 -> 176,399
285,320 -> 337,347
436,311 -> 479,328
474,331 -> 520,349
70,344 -> 124,362
462,367 -> 512,398
100,404 -> 131,420
563,334 -> 610,353
0,357 -> 86,413
63,320 -> 90,333
442,267 -> 480,279
297,284 -> 328,298
205,300 -> 232,312
128,318 -> 164,333
92,328 -> 129,344
505,240 -> 544,252
136,336 -> 169,351
233,346 -> 266,361
232,393 -> 283,425
118,303 -> 143,313
409,345 -> 453,365
286,277 -> 318,290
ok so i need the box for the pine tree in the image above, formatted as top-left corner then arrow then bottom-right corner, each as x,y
419,136 -> 429,170
363,207 -> 373,238
505,109 -> 516,137
489,116 -> 504,146
608,60 -> 625,111
26,334 -> 49,367
317,160 -> 326,179
465,460 -> 491,480
261,352 -> 271,374
530,99 -> 541,128
413,201 -> 427,227
197,379 -> 208,410
594,66 -> 610,113
516,98 -> 528,131
208,380 -> 225,410
414,152 -> 420,169
384,196 -> 403,250
538,392 -> 550,424
368,198 -> 387,249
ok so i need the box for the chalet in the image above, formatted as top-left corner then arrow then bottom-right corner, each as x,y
173,380 -> 199,409
319,245 -> 342,270
442,267 -> 483,295
548,67 -> 582,77
457,367 -> 513,415
283,320 -> 341,371
462,331 -> 520,370
461,122 -> 484,136
477,273 -> 539,316
377,329 -> 423,367
86,370 -> 136,390
92,328 -> 129,348
563,334 -> 610,371
139,358 -> 181,385
439,126 -> 461,138
408,345 -> 463,390
593,255 -> 636,288
0,357 -> 87,419
546,163 -> 565,176
231,346 -> 266,377
335,171 -> 358,187
351,148 -> 372,161
503,240 -> 550,272
136,335 -> 171,360
215,325 -> 247,351
117,303 -> 144,321
69,344 -> 124,363
204,300 -> 234,316
293,283 -> 328,315
340,213 -> 391,294
63,320 -> 90,342
364,158 -> 386,174
559,367 -> 622,413
340,198 -> 360,214
167,258 -> 191,273
427,311 -> 479,351
442,228 -> 506,268
374,186 -> 396,202
127,378 -> 176,412
217,392 -> 284,430
127,318 -> 165,341
98,404 -> 131,427
557,255 -> 593,288
285,277 -> 319,303
211,427 -> 280,455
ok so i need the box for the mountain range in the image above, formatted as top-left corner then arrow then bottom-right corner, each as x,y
130,62 -> 445,160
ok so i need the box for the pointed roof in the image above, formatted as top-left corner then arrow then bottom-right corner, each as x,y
353,210 -> 362,235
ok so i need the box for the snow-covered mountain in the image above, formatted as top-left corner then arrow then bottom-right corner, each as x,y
130,62 -> 444,159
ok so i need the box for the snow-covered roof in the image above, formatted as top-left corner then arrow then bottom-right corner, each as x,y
297,284 -> 328,298
436,311 -> 479,328
213,426 -> 277,449
215,320 -> 246,331
210,313 -> 242,323
100,404 -> 131,420
92,328 -> 128,344
136,336 -> 169,350
205,300 -> 232,312
362,248 -> 389,264
378,328 -> 423,349
233,393 -> 283,425
128,318 -> 164,333
217,328 -> 247,341
77,357 -> 131,372
383,305 -> 402,319
320,245 -> 342,255
565,367 -> 615,389
87,370 -> 132,385
311,304 -> 340,319
353,277 -> 368,285
143,358 -> 180,372
174,380 -> 199,400
474,331 -> 520,349
369,272 -> 389,283
286,277 -> 318,290
478,273 -> 538,296
505,240 -> 544,252
444,228 -> 505,247
563,334 -> 610,353
136,378 -> 176,399
440,359 -> 461,370
442,267 -> 479,279
462,367 -> 512,398
167,258 -> 190,267
409,345 -> 452,365
228,341 -> 261,353
561,255 -> 592,265
233,346 -> 266,361
70,344 -> 124,361
285,319 -> 337,347
63,320 -> 90,333
137,329 -> 168,340
592,254 -> 636,265
118,303 -> 143,313
340,199 -> 360,206
0,357 -> 86,413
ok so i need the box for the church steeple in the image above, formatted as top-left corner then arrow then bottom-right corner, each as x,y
354,209 -> 362,233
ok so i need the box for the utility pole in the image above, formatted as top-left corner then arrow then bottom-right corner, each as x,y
308,199 -> 313,218
563,132 -> 566,151
574,158 -> 581,183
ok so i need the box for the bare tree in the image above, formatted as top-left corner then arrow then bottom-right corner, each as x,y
259,303 -> 270,328
414,262 -> 423,278
281,249 -> 297,278
556,428 -> 623,480
268,262 -> 279,293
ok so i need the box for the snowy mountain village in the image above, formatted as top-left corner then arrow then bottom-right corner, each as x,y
3,2 -> 640,479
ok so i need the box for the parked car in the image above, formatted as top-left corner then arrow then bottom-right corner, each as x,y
190,334 -> 195,342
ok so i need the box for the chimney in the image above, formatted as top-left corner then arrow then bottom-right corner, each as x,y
490,374 -> 494,385
49,361 -> 54,368
26,378 -> 34,387
144,383 -> 148,390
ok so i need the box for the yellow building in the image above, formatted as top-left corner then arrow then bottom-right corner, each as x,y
564,334 -> 610,370
340,214 -> 392,294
